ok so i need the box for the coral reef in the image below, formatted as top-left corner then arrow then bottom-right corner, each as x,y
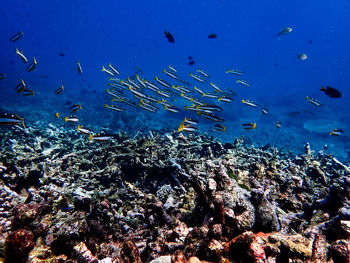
0,124 -> 349,262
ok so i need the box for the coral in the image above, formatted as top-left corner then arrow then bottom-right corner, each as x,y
5,229 -> 35,263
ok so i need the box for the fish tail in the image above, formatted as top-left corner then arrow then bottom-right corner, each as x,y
177,122 -> 184,132
253,123 -> 256,129
320,86 -> 325,91
104,104 -> 108,108
241,99 -> 245,103
64,117 -> 68,122
218,97 -> 222,101
89,134 -> 93,141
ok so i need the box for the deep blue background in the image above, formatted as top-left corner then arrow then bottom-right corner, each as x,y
0,0 -> 349,159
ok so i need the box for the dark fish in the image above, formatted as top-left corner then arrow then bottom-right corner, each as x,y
0,73 -> 6,80
164,31 -> 175,43
188,61 -> 195,66
208,33 -> 217,39
10,31 -> 24,42
309,40 -> 312,44
0,113 -> 25,127
188,56 -> 193,60
59,52 -> 65,57
40,75 -> 49,79
26,57 -> 37,72
320,86 -> 342,98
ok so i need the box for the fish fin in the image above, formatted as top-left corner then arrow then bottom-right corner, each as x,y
104,104 -> 108,108
64,117 -> 68,122
253,123 -> 256,129
77,125 -> 80,131
177,123 -> 184,132
203,93 -> 206,97
101,66 -> 105,71
89,134 -> 93,141
241,99 -> 245,103
184,106 -> 188,110
320,86 -> 325,91
218,97 -> 222,101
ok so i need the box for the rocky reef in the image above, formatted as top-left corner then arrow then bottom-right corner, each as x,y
0,124 -> 349,262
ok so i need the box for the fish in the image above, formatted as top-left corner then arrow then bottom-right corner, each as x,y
180,92 -> 194,102
55,85 -> 64,95
163,69 -> 180,80
236,79 -> 251,87
158,90 -> 171,98
139,99 -> 158,112
10,31 -> 24,42
15,79 -> 26,93
196,69 -> 210,78
102,66 -> 115,76
183,117 -> 199,126
276,120 -> 282,128
188,60 -> 195,66
329,128 -> 343,136
242,123 -> 256,130
277,27 -> 293,36
199,104 -> 223,112
305,96 -> 324,107
128,85 -> 147,98
143,80 -> 160,92
64,116 -> 79,123
202,93 -> 219,99
0,113 -> 25,127
15,48 -> 28,63
55,113 -> 60,118
188,56 -> 193,60
178,120 -> 197,132
112,97 -> 139,108
218,96 -> 233,103
168,65 -> 177,73
210,82 -> 221,92
21,89 -> 35,96
208,33 -> 217,39
212,124 -> 226,132
135,75 -> 147,89
155,76 -> 171,88
226,69 -> 244,75
164,31 -> 175,43
89,134 -> 115,142
296,53 -> 307,61
189,73 -> 206,83
58,52 -> 65,57
77,125 -> 92,135
0,73 -> 6,80
104,104 -> 125,112
77,61 -> 83,75
26,57 -> 37,72
320,86 -> 342,98
194,86 -> 204,96
164,105 -> 180,113
241,99 -> 258,107
198,112 -> 224,122
70,104 -> 82,113
261,107 -> 269,115
108,63 -> 120,75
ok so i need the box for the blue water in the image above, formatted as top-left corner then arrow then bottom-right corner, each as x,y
1,0 -> 349,160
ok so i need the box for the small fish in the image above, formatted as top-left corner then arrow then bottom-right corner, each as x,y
196,69 -> 210,78
188,60 -> 195,66
261,107 -> 269,115
208,33 -> 217,39
21,88 -> 35,96
26,57 -> 37,72
218,96 -> 233,103
128,86 -> 147,98
194,86 -> 204,96
180,92 -> 194,101
108,63 -> 120,75
210,82 -> 221,92
10,31 -> 24,42
158,90 -> 171,98
59,52 -> 65,57
198,112 -> 224,122
77,125 -> 92,135
55,85 -> 64,95
77,61 -> 83,75
89,134 -> 115,142
135,75 -> 147,89
236,79 -> 251,87
102,66 -> 115,76
226,69 -> 244,75
168,65 -> 177,73
163,69 -> 180,80
178,120 -> 197,132
199,104 -> 223,112
0,113 -> 25,127
241,99 -> 258,107
296,53 -> 307,61
329,128 -> 343,136
212,124 -> 226,132
189,73 -> 206,83
0,73 -> 6,80
242,123 -> 256,130
155,76 -> 171,88
183,117 -> 199,126
104,104 -> 125,112
139,99 -> 158,112
15,48 -> 28,63
70,104 -> 82,113
276,120 -> 282,128
320,86 -> 342,98
164,105 -> 180,113
55,113 -> 60,118
277,27 -> 293,36
164,31 -> 175,43
64,116 -> 79,123
15,79 -> 26,93
143,80 -> 160,92
305,96 -> 323,107
203,93 -> 219,99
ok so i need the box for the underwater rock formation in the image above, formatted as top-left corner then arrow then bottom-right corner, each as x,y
0,125 -> 349,262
